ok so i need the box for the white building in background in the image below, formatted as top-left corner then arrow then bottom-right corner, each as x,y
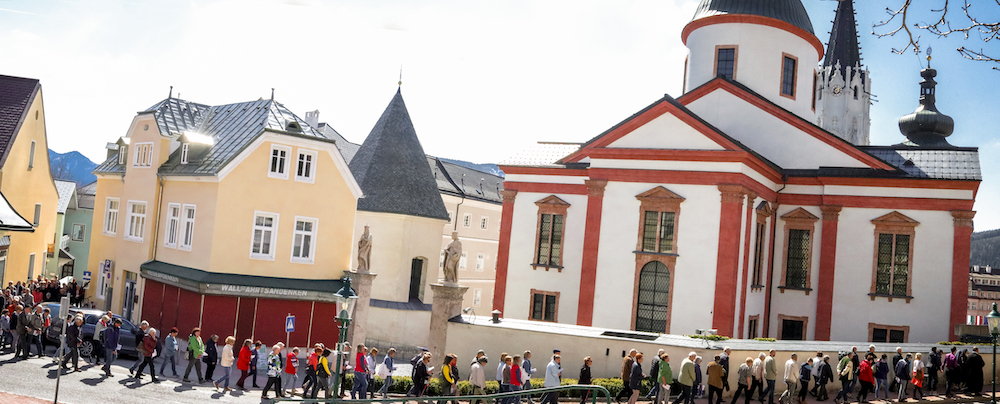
493,0 -> 980,343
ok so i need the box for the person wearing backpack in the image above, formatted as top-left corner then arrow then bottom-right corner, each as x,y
834,352 -> 853,404
378,348 -> 397,398
101,318 -> 122,377
302,344 -> 320,395
309,347 -> 332,399
439,353 -> 461,404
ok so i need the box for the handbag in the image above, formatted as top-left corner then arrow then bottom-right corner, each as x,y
376,363 -> 389,378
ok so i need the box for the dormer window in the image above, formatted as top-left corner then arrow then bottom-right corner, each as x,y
285,121 -> 302,132
180,143 -> 190,165
118,146 -> 127,165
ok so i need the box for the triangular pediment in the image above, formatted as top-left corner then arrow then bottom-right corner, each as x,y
679,79 -> 896,171
871,211 -> 920,226
535,195 -> 570,207
636,186 -> 686,201
756,201 -> 774,216
781,207 -> 819,221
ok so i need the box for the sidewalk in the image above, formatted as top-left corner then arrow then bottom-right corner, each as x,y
0,391 -> 65,404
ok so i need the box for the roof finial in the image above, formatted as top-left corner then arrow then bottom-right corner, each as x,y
169,86 -> 173,99
926,46 -> 933,69
398,65 -> 403,87
271,88 -> 275,101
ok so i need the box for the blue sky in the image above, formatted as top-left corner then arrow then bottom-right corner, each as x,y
0,0 -> 996,229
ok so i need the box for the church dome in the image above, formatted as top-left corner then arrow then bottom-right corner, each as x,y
898,68 -> 954,147
691,0 -> 815,35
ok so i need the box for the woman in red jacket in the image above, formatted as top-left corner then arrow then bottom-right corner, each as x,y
236,339 -> 253,391
857,354 -> 875,404
133,328 -> 159,382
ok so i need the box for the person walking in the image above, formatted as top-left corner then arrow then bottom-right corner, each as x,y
732,358 -> 753,404
657,353 -> 673,404
12,305 -> 26,359
91,314 -> 107,365
943,347 -> 959,397
378,348 -> 397,398
895,353 -> 912,402
470,355 -> 488,404
857,355 -> 874,404
61,315 -> 83,372
302,344 -> 320,396
511,355 -> 525,404
261,344 -> 284,399
628,353 -> 645,404
673,352 -> 697,404
101,319 -> 122,377
911,353 -> 925,400
834,352 -> 854,404
967,347 -> 985,395
695,356 -> 704,399
541,354 -> 563,404
351,344 -> 370,399
875,355 -> 891,400
182,327 -> 205,383
283,347 -> 300,396
928,348 -> 941,394
581,357 -> 595,404
439,354 -> 461,404
762,350 -> 777,404
778,354 -> 798,404
707,355 -> 725,404
133,328 -> 160,382
214,336 -> 236,392
408,352 -> 432,399
159,328 -> 179,378
498,355 -> 513,403
618,350 -> 638,403
523,350 -> 536,402
367,347 -> 378,398
204,334 -> 219,381
646,349 -> 665,401
252,340 -> 265,388
798,359 -> 813,404
890,348 -> 903,393
129,320 -> 150,376
310,348 -> 332,399
817,355 -> 833,401
810,353 -> 824,398
236,339 -> 253,390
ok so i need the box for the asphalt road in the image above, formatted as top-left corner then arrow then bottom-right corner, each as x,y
0,348 -> 273,404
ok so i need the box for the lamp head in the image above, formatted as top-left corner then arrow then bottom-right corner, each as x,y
987,302 -> 1000,336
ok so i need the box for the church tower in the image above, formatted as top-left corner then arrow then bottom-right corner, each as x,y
815,0 -> 871,145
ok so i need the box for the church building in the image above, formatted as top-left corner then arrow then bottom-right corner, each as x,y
494,0 -> 980,343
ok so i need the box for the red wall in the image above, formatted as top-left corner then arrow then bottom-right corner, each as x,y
176,288 -> 201,336
236,297 -> 256,341
200,295 -> 238,340
311,302 -> 340,347
141,281 -> 165,327
160,284 -> 180,330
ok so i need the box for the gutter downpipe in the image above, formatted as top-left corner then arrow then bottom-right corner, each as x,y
763,175 -> 786,338
452,174 -> 466,232
152,175 -> 164,262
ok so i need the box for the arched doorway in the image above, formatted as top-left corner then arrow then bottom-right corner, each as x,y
635,261 -> 670,333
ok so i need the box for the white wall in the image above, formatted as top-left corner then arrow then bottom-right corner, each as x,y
354,211 -> 448,303
606,112 -> 727,150
767,205 -> 823,341
366,306 -> 431,348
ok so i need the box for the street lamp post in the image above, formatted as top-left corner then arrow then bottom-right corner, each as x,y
331,276 -> 359,399
987,303 -> 1000,404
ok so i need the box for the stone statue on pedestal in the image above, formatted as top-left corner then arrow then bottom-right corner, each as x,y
442,232 -> 462,286
357,225 -> 372,273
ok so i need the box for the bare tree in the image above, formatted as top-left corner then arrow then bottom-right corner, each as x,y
873,0 -> 1000,69
50,159 -> 74,182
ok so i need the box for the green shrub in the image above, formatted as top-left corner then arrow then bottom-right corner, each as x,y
687,334 -> 731,341
938,341 -> 964,345
753,338 -> 777,342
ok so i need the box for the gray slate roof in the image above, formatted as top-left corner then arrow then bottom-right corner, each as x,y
348,90 -> 450,221
77,181 -> 97,210
691,0 -> 814,35
823,0 -> 862,71
430,157 -> 503,204
0,75 -> 40,166
54,180 -> 77,214
861,147 -> 981,180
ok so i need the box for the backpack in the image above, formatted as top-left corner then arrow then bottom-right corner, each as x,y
317,358 -> 330,378
411,353 -> 422,377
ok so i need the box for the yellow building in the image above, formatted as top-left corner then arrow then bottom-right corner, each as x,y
0,75 -> 59,285
89,95 -> 361,346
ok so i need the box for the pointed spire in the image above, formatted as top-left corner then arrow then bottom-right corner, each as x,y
823,0 -> 862,73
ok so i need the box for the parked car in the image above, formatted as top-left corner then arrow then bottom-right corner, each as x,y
42,304 -> 142,358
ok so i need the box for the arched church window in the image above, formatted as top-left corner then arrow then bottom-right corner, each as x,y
635,261 -> 671,333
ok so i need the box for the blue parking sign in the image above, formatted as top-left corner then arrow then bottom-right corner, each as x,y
285,315 -> 295,333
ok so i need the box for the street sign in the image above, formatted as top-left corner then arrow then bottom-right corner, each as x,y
82,270 -> 92,282
285,315 -> 295,333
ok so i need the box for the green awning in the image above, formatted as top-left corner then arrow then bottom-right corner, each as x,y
139,260 -> 345,303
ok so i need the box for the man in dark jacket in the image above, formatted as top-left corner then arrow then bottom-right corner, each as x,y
967,347 -> 986,395
62,315 -> 83,372
102,319 -> 122,377
894,354 -> 911,401
129,320 -> 149,376
26,305 -> 43,358
928,347 -> 941,393
13,305 -> 28,359
617,349 -> 637,403
817,355 -> 833,401
645,349 -> 664,400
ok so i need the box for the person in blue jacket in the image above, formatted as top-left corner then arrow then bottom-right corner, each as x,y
102,318 -> 122,377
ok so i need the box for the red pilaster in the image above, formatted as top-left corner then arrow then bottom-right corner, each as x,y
762,203 -> 779,338
951,210 -> 975,341
815,205 -> 842,341
577,179 -> 608,326
737,192 -> 758,338
492,189 -> 518,314
713,184 -> 747,336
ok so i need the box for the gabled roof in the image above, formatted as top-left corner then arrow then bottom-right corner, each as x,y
54,180 -> 77,214
0,189 -> 33,232
77,181 -> 97,210
0,75 -> 40,167
348,89 -> 450,221
431,157 -> 503,204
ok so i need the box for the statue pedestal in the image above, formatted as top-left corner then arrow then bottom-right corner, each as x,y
428,283 -> 468,362
348,270 -> 377,347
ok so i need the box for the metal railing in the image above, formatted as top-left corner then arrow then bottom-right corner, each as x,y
273,384 -> 612,404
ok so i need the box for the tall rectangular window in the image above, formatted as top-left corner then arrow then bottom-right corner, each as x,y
125,202 -> 147,242
531,291 -> 558,322
536,213 -> 564,266
180,143 -> 190,164
459,252 -> 468,270
28,140 -> 36,169
875,233 -> 911,296
291,217 -> 317,263
716,47 -> 736,80
165,203 -> 180,248
476,253 -> 485,271
751,222 -> 766,285
180,205 -> 196,250
473,288 -> 482,306
71,224 -> 86,242
104,198 -> 119,236
118,146 -> 127,165
781,55 -> 797,97
269,145 -> 290,179
480,217 -> 488,230
33,204 -> 40,226
133,143 -> 152,167
28,253 -> 35,280
748,316 -> 759,339
463,214 -> 471,228
251,212 -> 278,259
641,211 -> 676,253
295,150 -> 317,183
784,229 -> 810,288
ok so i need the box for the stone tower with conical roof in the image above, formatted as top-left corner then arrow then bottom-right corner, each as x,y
816,0 -> 871,146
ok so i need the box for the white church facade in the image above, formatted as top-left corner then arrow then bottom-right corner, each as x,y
493,0 -> 980,343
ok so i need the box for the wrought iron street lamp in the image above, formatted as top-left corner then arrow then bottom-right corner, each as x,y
987,303 -> 1000,404
331,276 -> 358,398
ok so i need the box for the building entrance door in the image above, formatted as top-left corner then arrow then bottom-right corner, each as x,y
123,271 -> 138,320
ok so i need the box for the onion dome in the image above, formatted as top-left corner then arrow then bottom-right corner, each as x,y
898,68 -> 954,147
691,0 -> 814,35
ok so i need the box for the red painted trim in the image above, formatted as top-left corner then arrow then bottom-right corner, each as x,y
777,194 -> 975,211
681,14 -> 824,61
951,220 -> 974,341
500,166 -> 590,177
678,80 -> 896,171
713,186 -> 745,336
585,148 -> 783,183
737,194 -> 756,337
762,203 -> 778,338
503,182 -> 589,195
492,191 -> 518,315
814,207 -> 840,341
588,168 -> 777,201
559,98 -> 742,164
577,180 -> 608,326
798,176 -> 981,194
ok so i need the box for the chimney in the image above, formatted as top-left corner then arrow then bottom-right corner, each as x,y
304,110 -> 320,129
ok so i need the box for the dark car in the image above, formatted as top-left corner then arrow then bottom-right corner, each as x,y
42,304 -> 142,358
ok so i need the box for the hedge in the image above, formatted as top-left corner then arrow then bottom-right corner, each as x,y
342,374 -> 670,398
